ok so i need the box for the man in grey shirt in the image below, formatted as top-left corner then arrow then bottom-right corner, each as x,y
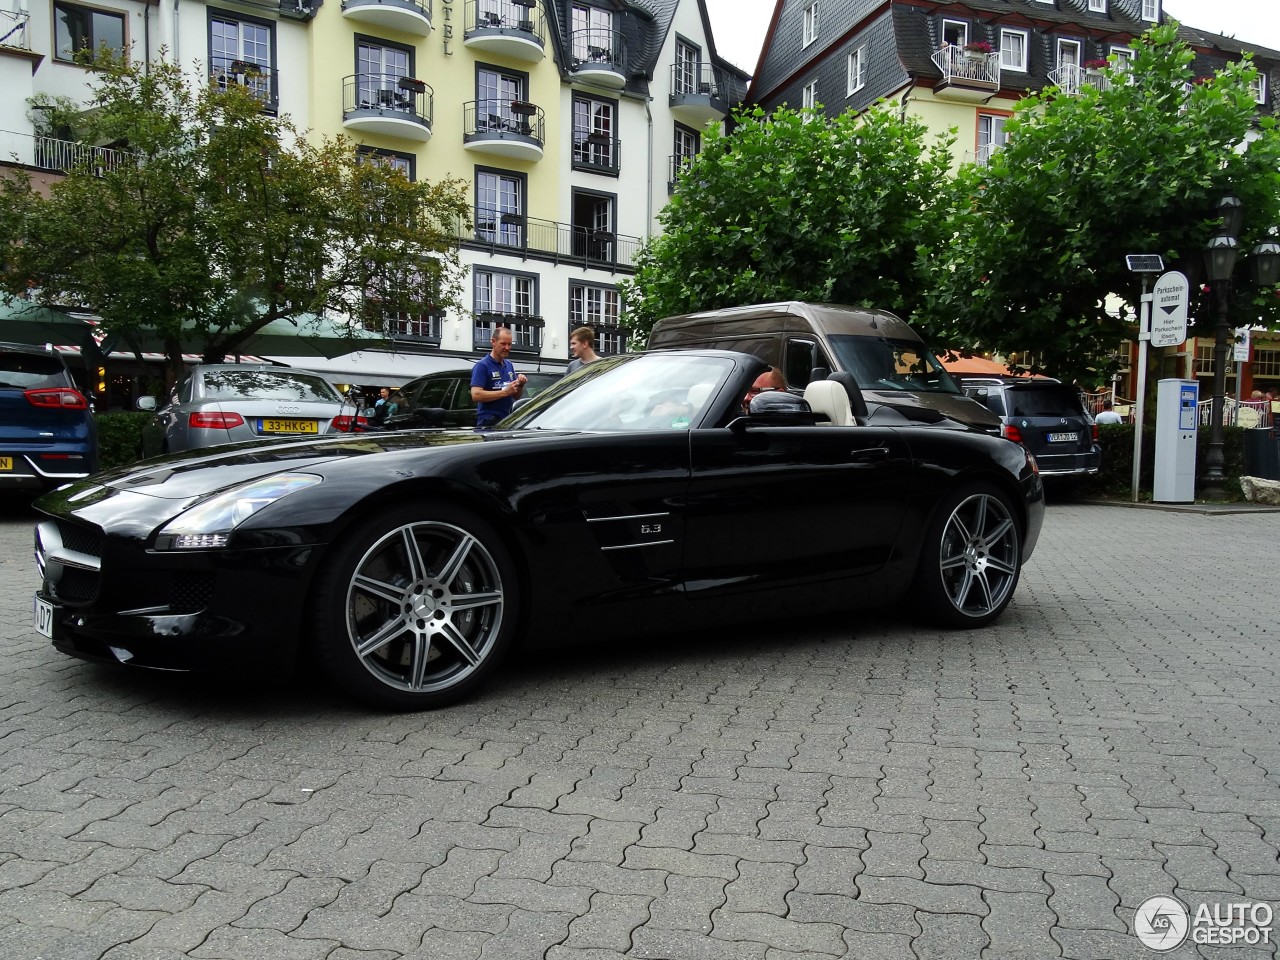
566,326 -> 600,374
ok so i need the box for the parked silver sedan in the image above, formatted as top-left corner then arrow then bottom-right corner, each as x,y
137,365 -> 361,456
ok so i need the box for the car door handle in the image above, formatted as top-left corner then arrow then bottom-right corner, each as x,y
849,446 -> 891,462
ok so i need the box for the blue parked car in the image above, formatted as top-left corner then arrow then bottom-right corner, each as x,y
0,342 -> 98,494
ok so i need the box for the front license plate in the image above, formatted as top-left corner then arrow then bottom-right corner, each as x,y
1047,432 -> 1078,443
0,456 -> 12,471
261,419 -> 318,434
33,595 -> 53,638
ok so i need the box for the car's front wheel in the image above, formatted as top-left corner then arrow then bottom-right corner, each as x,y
312,504 -> 519,709
912,483 -> 1022,628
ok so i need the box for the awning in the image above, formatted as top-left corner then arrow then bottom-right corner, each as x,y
264,350 -> 477,387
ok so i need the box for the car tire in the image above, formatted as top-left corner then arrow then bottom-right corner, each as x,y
911,482 -> 1022,628
311,503 -> 519,710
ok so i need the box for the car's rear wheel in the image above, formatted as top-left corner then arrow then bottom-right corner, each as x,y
312,504 -> 519,709
912,483 -> 1021,627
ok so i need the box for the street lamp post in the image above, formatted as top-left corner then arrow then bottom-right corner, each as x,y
1200,197 -> 1280,499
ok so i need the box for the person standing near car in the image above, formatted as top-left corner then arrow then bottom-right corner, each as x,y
566,326 -> 600,374
471,327 -> 527,430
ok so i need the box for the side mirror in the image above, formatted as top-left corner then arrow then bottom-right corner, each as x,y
135,396 -> 156,412
734,389 -> 816,428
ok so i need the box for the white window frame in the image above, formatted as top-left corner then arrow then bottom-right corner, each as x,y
1141,0 -> 1159,21
802,2 -> 819,48
1000,28 -> 1028,72
1056,39 -> 1081,68
1110,45 -> 1135,71
1088,0 -> 1106,11
1251,74 -> 1268,105
977,112 -> 1009,165
802,79 -> 818,110
847,46 -> 866,96
942,20 -> 968,48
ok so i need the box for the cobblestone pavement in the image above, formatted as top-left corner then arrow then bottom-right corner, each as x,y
1,497 -> 1279,960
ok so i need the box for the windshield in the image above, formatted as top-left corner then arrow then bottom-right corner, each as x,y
505,353 -> 734,431
202,370 -> 341,403
827,336 -> 961,395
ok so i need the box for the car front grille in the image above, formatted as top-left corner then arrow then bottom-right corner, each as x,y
170,574 -> 215,614
35,519 -> 102,605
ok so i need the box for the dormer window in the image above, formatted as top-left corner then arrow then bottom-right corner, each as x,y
1251,74 -> 1268,105
1088,0 -> 1106,11
1000,29 -> 1028,72
1141,0 -> 1159,20
803,2 -> 819,48
942,20 -> 968,47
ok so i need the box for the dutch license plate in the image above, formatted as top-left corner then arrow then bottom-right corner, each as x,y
1047,432 -> 1078,443
261,419 -> 318,434
33,595 -> 54,638
0,456 -> 12,471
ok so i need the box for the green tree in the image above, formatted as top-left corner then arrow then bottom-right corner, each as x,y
922,24 -> 1280,383
0,51 -> 469,385
621,105 -> 959,342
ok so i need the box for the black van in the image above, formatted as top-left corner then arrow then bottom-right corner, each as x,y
648,301 -> 1000,433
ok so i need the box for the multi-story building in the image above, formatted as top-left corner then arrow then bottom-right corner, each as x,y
0,0 -> 747,388
746,0 -> 1280,401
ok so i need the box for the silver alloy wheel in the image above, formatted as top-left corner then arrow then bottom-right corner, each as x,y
937,492 -> 1019,618
344,520 -> 505,693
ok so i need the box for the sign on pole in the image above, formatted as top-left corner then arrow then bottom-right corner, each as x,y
1150,271 -> 1189,348
1234,326 -> 1251,363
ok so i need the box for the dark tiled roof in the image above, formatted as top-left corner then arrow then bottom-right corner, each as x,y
545,0 -> 747,100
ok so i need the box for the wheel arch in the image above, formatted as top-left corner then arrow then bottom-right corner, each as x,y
300,475 -> 536,647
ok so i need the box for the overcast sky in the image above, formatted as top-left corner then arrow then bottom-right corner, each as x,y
705,0 -> 1280,74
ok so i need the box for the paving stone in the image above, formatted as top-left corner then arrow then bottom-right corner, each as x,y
862,829 -> 927,878
721,859 -> 797,916
1050,925 -> 1150,960
980,890 -> 1060,958
913,910 -> 990,959
629,925 -> 767,960
857,875 -> 989,916
921,858 -> 1049,893
1045,872 -> 1126,932
645,874 -> 728,933
710,909 -> 846,955
1157,842 -> 1243,895
785,892 -> 921,936
635,807 -> 707,851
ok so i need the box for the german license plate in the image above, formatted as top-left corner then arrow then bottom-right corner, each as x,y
33,595 -> 53,638
260,419 -> 318,434
0,456 -> 12,471
1047,432 -> 1078,443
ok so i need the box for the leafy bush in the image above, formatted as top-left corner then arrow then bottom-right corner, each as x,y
95,412 -> 150,471
1076,424 -> 1247,500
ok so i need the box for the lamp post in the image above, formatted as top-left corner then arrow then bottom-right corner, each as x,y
1200,198 -> 1280,499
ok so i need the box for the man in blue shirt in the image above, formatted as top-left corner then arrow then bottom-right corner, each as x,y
470,327 -> 527,429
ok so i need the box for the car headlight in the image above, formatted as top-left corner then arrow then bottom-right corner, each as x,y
157,473 -> 322,550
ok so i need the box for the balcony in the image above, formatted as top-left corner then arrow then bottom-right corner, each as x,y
342,0 -> 432,36
343,75 -> 433,142
210,60 -> 278,113
930,45 -> 999,101
463,0 -> 545,62
379,311 -> 443,347
34,137 -> 133,175
462,212 -> 641,272
1048,62 -> 1110,96
570,28 -> 628,89
669,63 -> 729,125
464,100 -> 544,161
0,8 -> 30,50
667,154 -> 693,193
473,313 -> 543,354
572,131 -> 619,175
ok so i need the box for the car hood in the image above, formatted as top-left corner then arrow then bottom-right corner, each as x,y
865,389 -> 1001,432
57,429 -> 500,502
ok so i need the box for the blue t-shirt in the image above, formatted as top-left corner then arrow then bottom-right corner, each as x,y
471,354 -> 518,426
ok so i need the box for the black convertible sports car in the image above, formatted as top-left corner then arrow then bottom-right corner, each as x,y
32,350 -> 1044,709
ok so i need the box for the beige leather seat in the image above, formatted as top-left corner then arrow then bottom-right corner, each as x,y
803,379 -> 854,426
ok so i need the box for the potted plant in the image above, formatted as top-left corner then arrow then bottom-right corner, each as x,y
963,41 -> 994,58
1083,58 -> 1109,73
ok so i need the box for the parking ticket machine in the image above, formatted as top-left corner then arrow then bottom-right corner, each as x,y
1153,378 -> 1198,503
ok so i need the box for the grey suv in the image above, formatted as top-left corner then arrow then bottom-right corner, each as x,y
959,376 -> 1100,480
0,342 -> 98,493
